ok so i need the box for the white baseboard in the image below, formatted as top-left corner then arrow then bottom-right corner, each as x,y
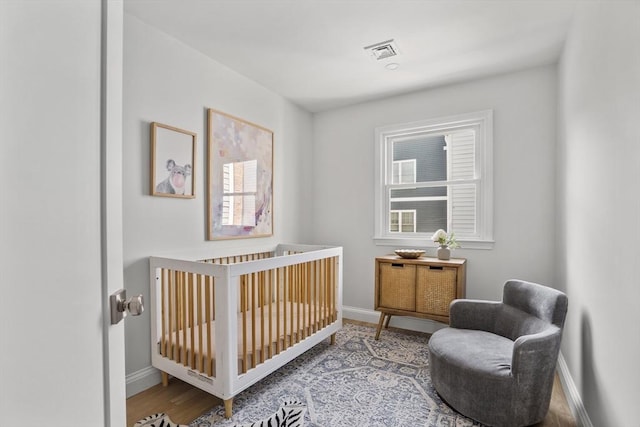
557,352 -> 593,427
126,365 -> 162,398
342,305 -> 448,335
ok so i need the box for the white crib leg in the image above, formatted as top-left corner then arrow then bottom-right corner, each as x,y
224,398 -> 233,418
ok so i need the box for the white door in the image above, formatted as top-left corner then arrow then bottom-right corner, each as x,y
0,1 -> 126,426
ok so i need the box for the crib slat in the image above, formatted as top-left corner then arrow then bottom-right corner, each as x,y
313,260 -> 318,333
299,263 -> 303,339
211,274 -> 216,321
288,265 -> 294,348
173,271 -> 179,362
160,268 -> 167,357
317,259 -> 323,329
334,257 -> 338,322
188,273 -> 195,369
283,266 -> 289,350
294,264 -> 298,343
309,261 -> 315,334
175,270 -> 180,359
251,273 -> 257,369
324,258 -> 330,326
308,262 -> 311,334
297,264 -> 301,340
205,275 -> 212,376
241,275 -> 247,374
325,258 -> 331,324
304,262 -> 313,335
175,271 -> 181,363
315,260 -> 321,330
276,267 -> 282,354
168,270 -> 175,360
332,256 -> 337,322
259,271 -> 266,365
267,269 -> 273,359
197,274 -> 203,373
297,263 -> 302,341
326,258 -> 332,324
327,258 -> 332,324
181,271 -> 187,365
294,263 -> 299,341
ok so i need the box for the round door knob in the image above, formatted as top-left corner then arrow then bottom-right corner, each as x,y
126,295 -> 144,316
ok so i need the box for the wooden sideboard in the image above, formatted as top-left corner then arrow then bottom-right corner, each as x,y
374,255 -> 466,340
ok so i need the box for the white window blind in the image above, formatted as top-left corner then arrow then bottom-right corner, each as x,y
448,131 -> 477,236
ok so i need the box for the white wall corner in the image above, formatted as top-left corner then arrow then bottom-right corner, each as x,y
126,365 -> 162,398
557,352 -> 593,427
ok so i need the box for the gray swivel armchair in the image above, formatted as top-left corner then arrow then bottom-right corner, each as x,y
428,279 -> 568,427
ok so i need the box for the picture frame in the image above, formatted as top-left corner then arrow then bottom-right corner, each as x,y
207,109 -> 273,240
151,122 -> 197,199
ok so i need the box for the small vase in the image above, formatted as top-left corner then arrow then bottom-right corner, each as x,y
437,245 -> 450,260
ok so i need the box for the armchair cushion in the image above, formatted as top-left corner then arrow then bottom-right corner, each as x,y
429,329 -> 513,378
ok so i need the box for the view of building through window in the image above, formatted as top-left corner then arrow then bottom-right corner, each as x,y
388,131 -> 476,235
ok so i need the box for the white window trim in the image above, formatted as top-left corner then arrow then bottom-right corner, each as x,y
374,110 -> 494,250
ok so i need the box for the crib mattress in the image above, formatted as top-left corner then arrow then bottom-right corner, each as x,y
160,301 -> 331,375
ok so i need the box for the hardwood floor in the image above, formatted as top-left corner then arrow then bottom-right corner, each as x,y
538,374 -> 577,427
127,321 -> 577,427
127,377 -> 221,426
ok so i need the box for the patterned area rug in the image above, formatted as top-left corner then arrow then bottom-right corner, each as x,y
190,322 -> 482,427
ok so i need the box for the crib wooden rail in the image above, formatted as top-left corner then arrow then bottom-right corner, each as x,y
149,244 -> 342,417
156,268 -> 216,375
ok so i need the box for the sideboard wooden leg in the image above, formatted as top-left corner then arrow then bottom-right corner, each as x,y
375,312 -> 387,340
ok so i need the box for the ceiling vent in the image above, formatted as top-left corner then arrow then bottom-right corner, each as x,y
364,39 -> 400,60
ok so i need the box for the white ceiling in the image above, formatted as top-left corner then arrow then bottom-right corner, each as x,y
124,0 -> 578,113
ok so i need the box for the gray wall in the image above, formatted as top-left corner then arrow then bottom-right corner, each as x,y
311,66 -> 559,326
558,2 -> 640,426
123,14 -> 314,391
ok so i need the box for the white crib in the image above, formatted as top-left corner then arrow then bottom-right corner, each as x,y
149,243 -> 343,418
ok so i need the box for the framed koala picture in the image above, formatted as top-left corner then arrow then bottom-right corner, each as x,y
151,122 -> 197,199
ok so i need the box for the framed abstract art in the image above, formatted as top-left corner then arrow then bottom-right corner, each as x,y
207,109 -> 273,240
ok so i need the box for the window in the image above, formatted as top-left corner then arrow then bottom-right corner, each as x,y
222,159 -> 257,226
374,110 -> 493,249
392,159 -> 416,184
390,210 -> 417,233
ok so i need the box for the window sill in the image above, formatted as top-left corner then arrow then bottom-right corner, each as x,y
373,237 -> 494,250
